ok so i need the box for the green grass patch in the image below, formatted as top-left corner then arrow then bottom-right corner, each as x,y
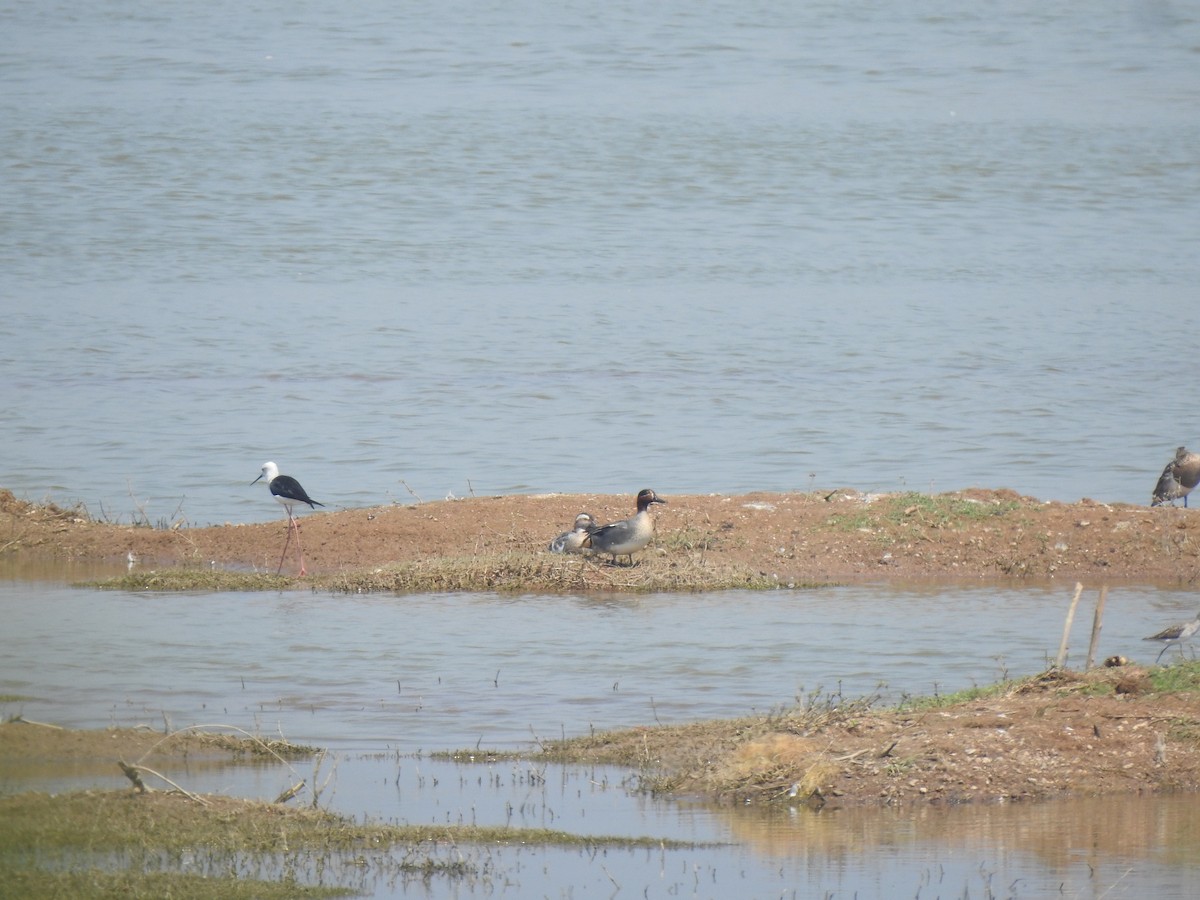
656,524 -> 732,553
899,661 -> 1200,709
1074,678 -> 1120,697
326,552 -> 781,594
0,789 -> 698,854
0,869 -> 353,900
85,570 -> 298,592
896,679 -> 1018,711
889,492 -> 1022,524
1149,659 -> 1200,693
82,552 -> 786,594
826,491 -> 1022,534
0,789 -> 702,898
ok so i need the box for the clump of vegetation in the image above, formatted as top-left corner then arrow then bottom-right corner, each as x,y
325,552 -> 782,595
897,660 -> 1200,711
704,733 -> 840,802
0,790 -> 682,854
86,570 -> 297,592
189,730 -> 318,760
528,685 -> 880,802
826,491 -> 1023,535
525,663 -> 1200,806
0,791 -> 479,898
0,869 -> 353,900
656,523 -> 733,554
1149,659 -> 1200,693
83,552 -> 790,595
0,489 -> 89,556
764,684 -> 883,734
896,679 -> 1020,711
0,488 -> 86,524
0,787 -> 700,898
888,492 -> 1023,525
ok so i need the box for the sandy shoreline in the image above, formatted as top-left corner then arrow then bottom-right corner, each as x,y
4,487 -> 1198,587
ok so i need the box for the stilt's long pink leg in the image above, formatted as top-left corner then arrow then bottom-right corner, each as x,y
292,513 -> 308,576
276,516 -> 293,576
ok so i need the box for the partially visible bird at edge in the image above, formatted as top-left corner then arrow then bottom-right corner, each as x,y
1151,446 -> 1200,507
252,461 -> 324,576
548,512 -> 597,554
585,488 -> 667,566
1143,610 -> 1200,664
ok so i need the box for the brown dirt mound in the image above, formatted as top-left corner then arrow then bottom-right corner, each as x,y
3,487 -> 1199,585
536,666 -> 1200,807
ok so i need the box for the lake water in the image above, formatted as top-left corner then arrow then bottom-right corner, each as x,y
4,1 -> 1200,897
3,1 -> 1200,525
4,581 -> 1198,751
4,579 -> 1200,897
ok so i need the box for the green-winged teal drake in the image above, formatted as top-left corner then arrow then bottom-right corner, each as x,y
586,488 -> 666,565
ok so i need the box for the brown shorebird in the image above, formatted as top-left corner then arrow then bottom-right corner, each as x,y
585,489 -> 667,565
1144,610 -> 1200,664
1151,446 -> 1200,507
252,461 -> 324,576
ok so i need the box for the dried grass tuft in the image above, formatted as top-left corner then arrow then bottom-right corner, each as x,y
87,570 -> 296,592
709,733 -> 838,799
327,552 -> 782,595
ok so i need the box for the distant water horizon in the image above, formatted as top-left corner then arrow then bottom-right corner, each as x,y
3,1 -> 1198,525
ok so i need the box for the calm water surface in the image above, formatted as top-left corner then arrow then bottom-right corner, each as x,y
4,1 -> 1200,896
2,2 -> 1199,524
4,581 -> 1200,897
5,582 -> 1197,750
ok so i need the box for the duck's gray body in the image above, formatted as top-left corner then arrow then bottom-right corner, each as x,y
586,489 -> 666,564
549,512 -> 597,554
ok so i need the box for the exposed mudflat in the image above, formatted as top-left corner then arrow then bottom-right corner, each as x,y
3,487 -> 1199,586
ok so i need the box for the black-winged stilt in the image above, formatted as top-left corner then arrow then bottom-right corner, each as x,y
252,461 -> 324,576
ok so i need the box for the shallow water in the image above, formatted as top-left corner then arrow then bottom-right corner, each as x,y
5,581 -> 1194,750
3,580 -> 1200,897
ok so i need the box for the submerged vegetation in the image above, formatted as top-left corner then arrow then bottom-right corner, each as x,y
0,719 -> 700,898
0,870 -> 353,900
0,790 -> 691,899
0,790 -> 684,854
